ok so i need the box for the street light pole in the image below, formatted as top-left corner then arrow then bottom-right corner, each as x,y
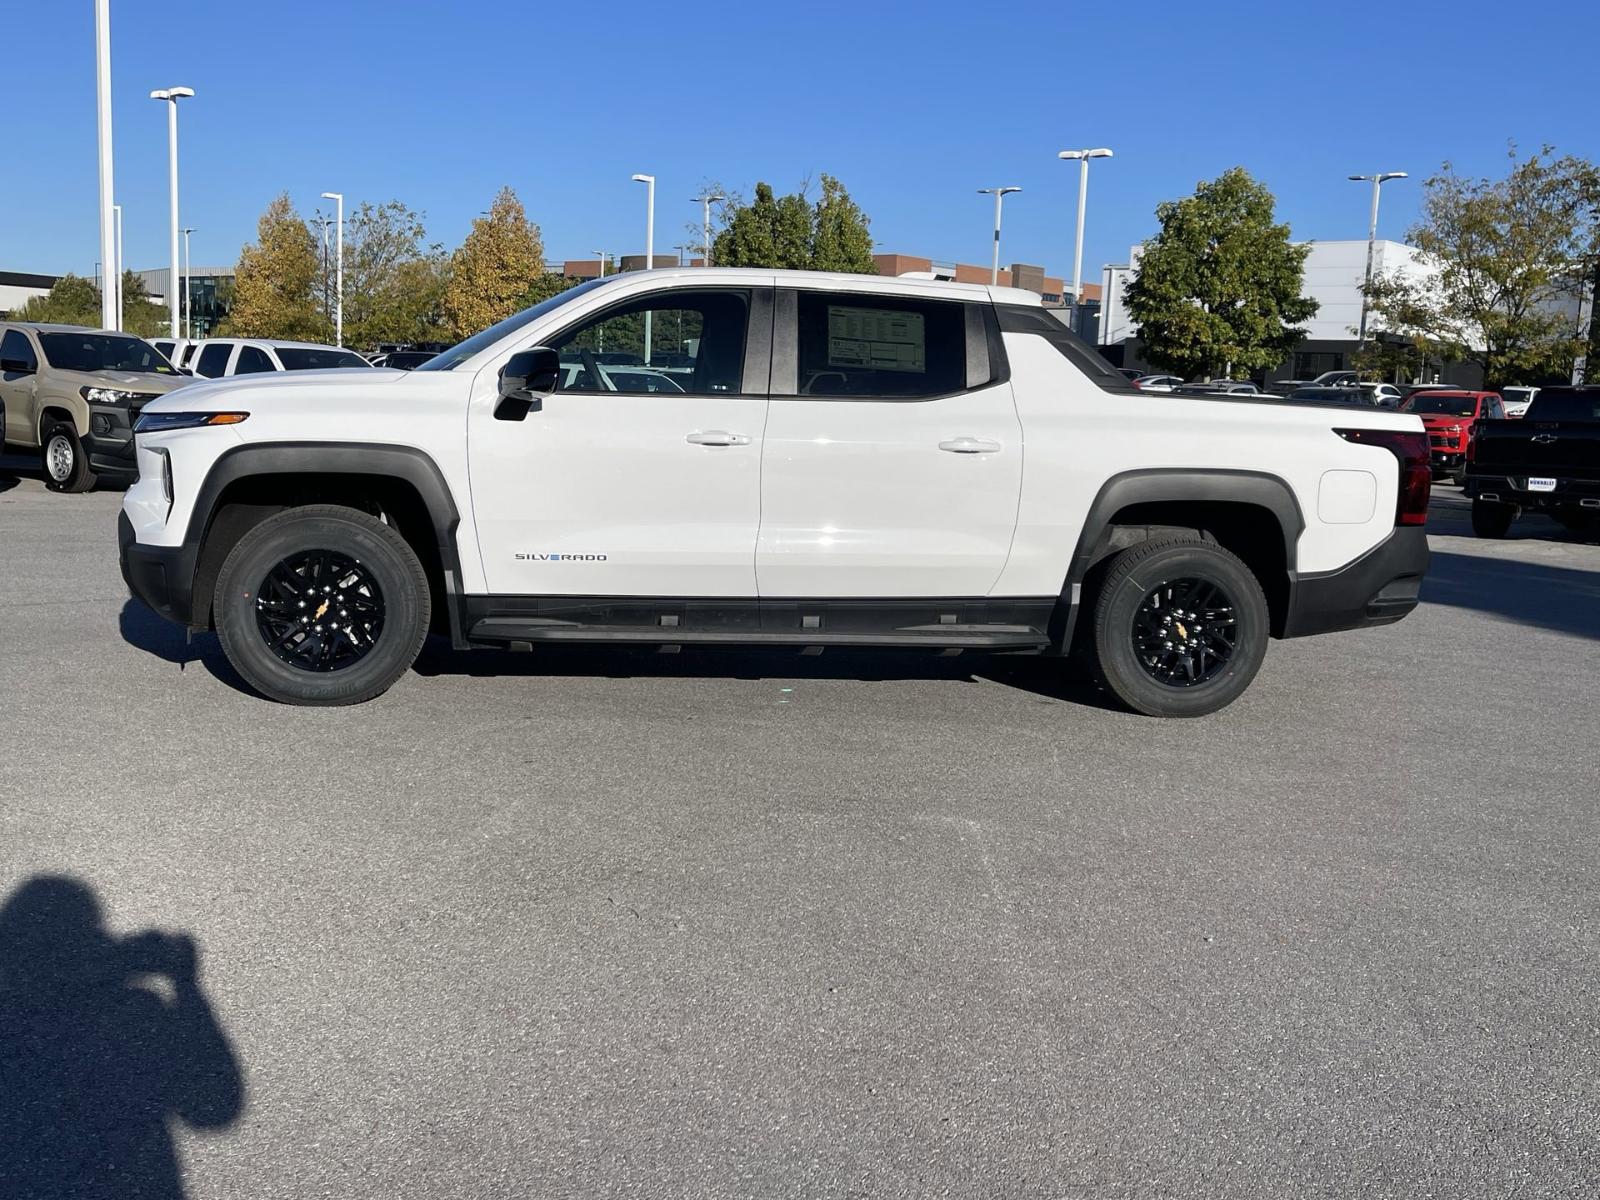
1349,171 -> 1408,348
977,187 -> 1021,285
1058,148 -> 1114,331
592,249 -> 608,278
149,86 -> 194,339
321,191 -> 344,346
632,174 -> 656,362
692,192 -> 725,266
94,0 -> 117,331
182,227 -> 195,337
112,203 -> 124,330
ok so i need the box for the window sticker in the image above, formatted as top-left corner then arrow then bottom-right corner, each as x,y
826,306 -> 925,373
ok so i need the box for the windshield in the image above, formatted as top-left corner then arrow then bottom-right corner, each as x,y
417,277 -> 612,372
276,347 -> 372,371
1525,390 -> 1600,422
1404,395 -> 1478,417
37,332 -> 177,375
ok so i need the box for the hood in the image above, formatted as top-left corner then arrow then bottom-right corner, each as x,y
1416,412 -> 1476,428
53,366 -> 191,395
139,366 -> 411,412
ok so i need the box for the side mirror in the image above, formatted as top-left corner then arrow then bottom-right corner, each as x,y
1,357 -> 34,375
495,347 -> 560,421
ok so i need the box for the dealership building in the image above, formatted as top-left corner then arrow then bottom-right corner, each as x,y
1097,238 -> 1485,388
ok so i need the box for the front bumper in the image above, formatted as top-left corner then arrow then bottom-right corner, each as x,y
85,403 -> 143,476
1281,526 -> 1430,638
1430,450 -> 1464,473
119,509 -> 195,625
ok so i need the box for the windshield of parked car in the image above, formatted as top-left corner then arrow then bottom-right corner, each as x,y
37,332 -> 177,375
417,277 -> 612,372
1403,395 -> 1478,417
1524,390 -> 1600,421
275,347 -> 372,371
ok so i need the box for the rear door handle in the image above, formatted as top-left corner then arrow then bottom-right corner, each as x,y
938,437 -> 1002,454
686,430 -> 750,447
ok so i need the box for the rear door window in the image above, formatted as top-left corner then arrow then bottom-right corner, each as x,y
195,342 -> 232,378
794,291 -> 966,398
234,345 -> 276,374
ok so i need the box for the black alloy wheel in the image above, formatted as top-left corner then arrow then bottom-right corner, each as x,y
1130,577 -> 1238,688
254,549 -> 387,672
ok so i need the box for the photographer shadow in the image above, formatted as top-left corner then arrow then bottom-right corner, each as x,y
0,876 -> 244,1199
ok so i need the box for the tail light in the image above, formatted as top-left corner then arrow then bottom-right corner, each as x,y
1335,428 -> 1431,526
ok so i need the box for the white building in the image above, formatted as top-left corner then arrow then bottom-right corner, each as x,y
0,270 -> 58,316
1096,238 -> 1472,384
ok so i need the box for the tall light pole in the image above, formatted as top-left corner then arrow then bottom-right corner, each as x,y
112,203 -> 124,330
977,187 -> 1021,285
149,86 -> 193,338
321,191 -> 344,346
692,192 -> 724,266
182,227 -> 195,337
1058,148 -> 1114,330
1350,171 -> 1407,348
592,249 -> 609,278
632,174 -> 656,362
95,0 -> 116,330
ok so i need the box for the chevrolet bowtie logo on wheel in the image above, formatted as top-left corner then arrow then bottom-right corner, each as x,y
515,553 -> 609,561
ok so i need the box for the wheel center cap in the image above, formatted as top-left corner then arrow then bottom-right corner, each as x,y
314,599 -> 330,620
1175,620 -> 1189,640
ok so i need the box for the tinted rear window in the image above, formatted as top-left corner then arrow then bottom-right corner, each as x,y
1404,394 -> 1478,417
1524,389 -> 1600,421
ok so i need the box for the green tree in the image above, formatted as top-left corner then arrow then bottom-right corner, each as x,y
711,176 -> 875,272
810,174 -> 876,272
337,200 -> 449,348
225,194 -> 330,340
8,271 -> 166,339
1125,167 -> 1318,379
442,186 -> 544,340
8,274 -> 101,326
1363,146 -> 1599,387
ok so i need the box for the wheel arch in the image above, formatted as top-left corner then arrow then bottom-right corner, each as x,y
1053,469 -> 1305,649
182,442 -> 466,646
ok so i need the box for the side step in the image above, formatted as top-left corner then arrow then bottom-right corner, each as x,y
467,618 -> 1049,651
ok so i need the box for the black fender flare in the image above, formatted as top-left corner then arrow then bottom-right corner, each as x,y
1052,468 -> 1305,649
180,441 -> 467,645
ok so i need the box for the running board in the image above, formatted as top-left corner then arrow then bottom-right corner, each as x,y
467,618 -> 1049,651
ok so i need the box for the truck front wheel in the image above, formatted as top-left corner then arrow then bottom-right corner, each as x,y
1087,536 -> 1270,718
41,419 -> 97,493
212,505 -> 431,705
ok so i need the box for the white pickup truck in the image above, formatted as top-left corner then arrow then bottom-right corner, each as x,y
119,268 -> 1432,716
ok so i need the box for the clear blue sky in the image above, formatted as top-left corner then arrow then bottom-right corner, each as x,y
4,0 -> 1597,285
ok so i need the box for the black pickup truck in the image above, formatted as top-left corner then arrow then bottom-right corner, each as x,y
1464,385 -> 1600,537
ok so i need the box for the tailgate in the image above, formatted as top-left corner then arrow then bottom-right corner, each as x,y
1471,419 -> 1600,475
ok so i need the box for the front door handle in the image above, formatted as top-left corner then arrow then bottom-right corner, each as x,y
938,437 -> 1002,454
686,430 -> 750,446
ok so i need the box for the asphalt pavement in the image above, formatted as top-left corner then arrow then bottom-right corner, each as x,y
1,461 -> 1597,1199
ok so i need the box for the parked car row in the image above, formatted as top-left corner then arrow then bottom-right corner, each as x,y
0,321 -> 375,491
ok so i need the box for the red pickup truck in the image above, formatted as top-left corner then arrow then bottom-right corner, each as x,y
1400,390 -> 1507,483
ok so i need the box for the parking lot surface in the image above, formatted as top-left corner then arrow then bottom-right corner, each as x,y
2,462 -> 1597,1198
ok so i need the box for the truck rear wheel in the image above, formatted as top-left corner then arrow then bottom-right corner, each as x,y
212,505 -> 431,705
1470,498 -> 1516,539
1087,536 -> 1270,718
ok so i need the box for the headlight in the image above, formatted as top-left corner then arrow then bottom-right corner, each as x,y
134,411 -> 250,433
81,386 -> 140,405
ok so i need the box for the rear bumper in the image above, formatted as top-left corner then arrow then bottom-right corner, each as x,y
1464,472 -> 1600,508
1281,527 -> 1430,638
118,510 -> 196,625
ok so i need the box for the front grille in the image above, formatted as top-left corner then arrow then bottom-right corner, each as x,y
1430,435 -> 1452,448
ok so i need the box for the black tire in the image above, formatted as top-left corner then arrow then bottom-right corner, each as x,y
1471,497 -> 1516,539
212,505 -> 431,705
40,419 -> 97,493
1087,535 -> 1270,718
